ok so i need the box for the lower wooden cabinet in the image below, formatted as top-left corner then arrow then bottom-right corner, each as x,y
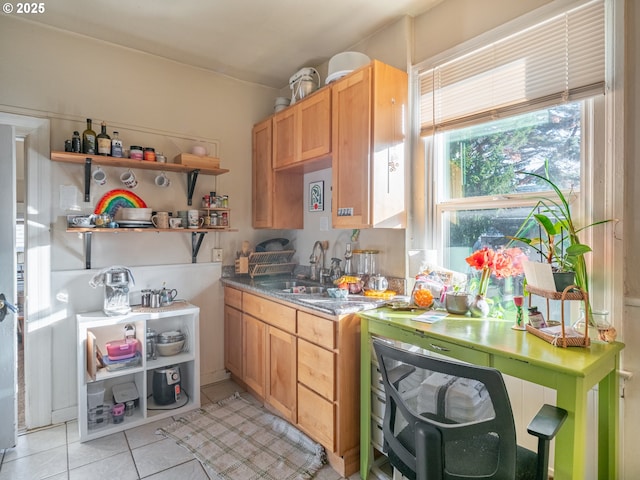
266,325 -> 296,421
297,383 -> 335,448
222,286 -> 361,478
223,304 -> 243,378
242,313 -> 266,398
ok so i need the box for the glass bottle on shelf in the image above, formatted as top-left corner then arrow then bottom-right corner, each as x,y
97,122 -> 111,155
82,118 -> 96,154
110,131 -> 123,157
71,131 -> 81,153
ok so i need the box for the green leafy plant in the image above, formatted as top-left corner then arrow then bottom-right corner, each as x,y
508,164 -> 612,297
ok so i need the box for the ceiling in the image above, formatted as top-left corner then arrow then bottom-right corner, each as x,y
25,0 -> 443,89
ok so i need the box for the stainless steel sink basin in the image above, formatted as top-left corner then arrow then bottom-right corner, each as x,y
255,279 -> 326,295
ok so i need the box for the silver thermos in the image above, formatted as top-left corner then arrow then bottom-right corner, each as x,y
146,328 -> 157,360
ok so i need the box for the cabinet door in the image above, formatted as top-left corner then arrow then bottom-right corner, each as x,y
370,61 -> 408,228
252,118 -> 273,228
332,66 -> 372,229
299,88 -> 331,162
266,326 -> 297,422
224,305 -> 243,378
243,314 -> 266,398
273,107 -> 296,168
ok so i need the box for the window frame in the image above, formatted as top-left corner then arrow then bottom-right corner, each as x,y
409,0 -> 623,324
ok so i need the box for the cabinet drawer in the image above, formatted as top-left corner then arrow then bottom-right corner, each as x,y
298,339 -> 335,400
297,312 -> 335,349
243,293 -> 296,333
371,419 -> 385,452
371,390 -> 386,421
297,383 -> 335,450
421,338 -> 490,365
224,287 -> 242,310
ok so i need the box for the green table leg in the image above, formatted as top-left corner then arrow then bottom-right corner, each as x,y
360,318 -> 372,479
554,375 -> 587,480
598,366 -> 619,479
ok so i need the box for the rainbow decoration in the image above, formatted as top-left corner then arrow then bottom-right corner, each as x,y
94,189 -> 147,216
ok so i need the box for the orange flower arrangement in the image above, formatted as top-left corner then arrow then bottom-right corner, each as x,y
465,247 -> 527,296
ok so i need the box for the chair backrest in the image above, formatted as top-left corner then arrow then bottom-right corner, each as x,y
373,338 -> 519,480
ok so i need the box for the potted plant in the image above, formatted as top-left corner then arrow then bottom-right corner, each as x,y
508,165 -> 612,299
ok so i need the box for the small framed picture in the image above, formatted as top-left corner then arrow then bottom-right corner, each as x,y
309,181 -> 324,212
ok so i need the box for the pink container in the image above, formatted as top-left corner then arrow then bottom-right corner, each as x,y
105,338 -> 139,360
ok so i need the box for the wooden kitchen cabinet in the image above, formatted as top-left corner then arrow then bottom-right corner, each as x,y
332,60 -> 407,229
252,118 -> 273,229
222,286 -> 362,477
242,313 -> 266,398
223,287 -> 243,379
252,118 -> 304,229
266,325 -> 297,422
273,88 -> 331,169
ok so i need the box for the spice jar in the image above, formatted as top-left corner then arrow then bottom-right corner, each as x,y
129,146 -> 143,160
143,147 -> 156,162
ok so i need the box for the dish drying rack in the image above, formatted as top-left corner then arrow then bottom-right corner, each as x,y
235,250 -> 296,278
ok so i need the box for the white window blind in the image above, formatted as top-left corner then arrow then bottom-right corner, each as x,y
419,0 -> 605,135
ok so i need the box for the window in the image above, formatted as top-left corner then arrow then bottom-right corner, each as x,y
414,0 -> 613,319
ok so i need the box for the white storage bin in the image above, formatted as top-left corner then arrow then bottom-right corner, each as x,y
87,381 -> 105,410
417,373 -> 495,423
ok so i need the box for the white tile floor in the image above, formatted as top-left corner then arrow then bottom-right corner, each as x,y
0,380 -> 363,480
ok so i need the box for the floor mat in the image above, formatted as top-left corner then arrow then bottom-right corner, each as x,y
158,392 -> 325,480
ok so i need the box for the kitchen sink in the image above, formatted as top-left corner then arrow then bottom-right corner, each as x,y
254,279 -> 326,295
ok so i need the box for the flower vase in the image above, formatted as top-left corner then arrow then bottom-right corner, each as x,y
469,295 -> 490,317
469,267 -> 491,317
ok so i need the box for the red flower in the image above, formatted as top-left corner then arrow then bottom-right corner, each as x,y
466,247 -> 526,279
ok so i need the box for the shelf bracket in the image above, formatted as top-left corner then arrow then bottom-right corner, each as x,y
83,231 -> 93,270
187,169 -> 200,206
84,157 -> 92,202
191,231 -> 206,263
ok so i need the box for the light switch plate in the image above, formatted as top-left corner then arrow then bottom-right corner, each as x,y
212,248 -> 223,262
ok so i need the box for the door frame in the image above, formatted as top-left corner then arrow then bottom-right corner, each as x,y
1,112 -> 52,429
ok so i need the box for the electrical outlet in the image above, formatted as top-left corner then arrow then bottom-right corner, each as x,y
212,248 -> 223,262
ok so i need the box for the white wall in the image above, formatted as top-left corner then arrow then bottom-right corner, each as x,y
0,14 -> 280,269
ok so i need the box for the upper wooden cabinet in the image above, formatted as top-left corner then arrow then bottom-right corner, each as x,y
252,60 -> 407,230
252,118 -> 304,230
252,118 -> 273,229
273,88 -> 331,169
332,60 -> 407,229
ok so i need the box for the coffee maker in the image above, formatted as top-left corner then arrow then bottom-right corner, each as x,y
89,266 -> 135,316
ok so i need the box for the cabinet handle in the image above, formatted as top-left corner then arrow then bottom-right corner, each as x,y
429,343 -> 450,352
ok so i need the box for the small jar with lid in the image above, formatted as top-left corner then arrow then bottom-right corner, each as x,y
129,146 -> 143,160
221,211 -> 229,226
210,212 -> 219,226
222,195 -> 229,208
143,147 -> 156,162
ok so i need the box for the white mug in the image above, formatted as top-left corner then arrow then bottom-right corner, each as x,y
154,172 -> 170,188
151,211 -> 169,229
120,169 -> 138,189
187,209 -> 203,228
169,217 -> 183,229
92,166 -> 107,186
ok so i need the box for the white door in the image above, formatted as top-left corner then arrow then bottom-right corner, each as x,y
0,124 -> 17,448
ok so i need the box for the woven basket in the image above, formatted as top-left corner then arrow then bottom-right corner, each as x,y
525,284 -> 590,348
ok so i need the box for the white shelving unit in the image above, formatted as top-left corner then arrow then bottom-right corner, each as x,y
76,303 -> 200,442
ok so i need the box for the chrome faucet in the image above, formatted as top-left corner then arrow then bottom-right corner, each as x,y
309,240 -> 328,282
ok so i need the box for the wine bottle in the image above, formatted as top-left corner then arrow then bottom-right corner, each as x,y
111,131 -> 123,158
71,131 -> 81,153
96,122 -> 111,156
82,118 -> 97,154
